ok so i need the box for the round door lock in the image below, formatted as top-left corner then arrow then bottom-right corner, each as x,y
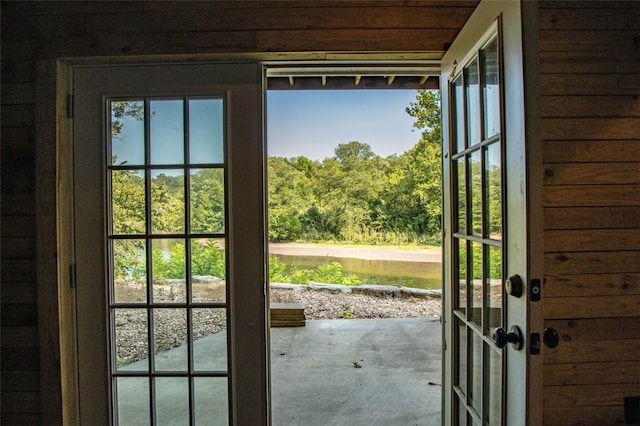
505,274 -> 523,298
543,327 -> 560,349
493,326 -> 524,351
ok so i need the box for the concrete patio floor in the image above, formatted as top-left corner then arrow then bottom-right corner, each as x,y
118,318 -> 442,425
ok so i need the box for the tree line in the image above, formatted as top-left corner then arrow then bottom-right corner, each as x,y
268,90 -> 442,245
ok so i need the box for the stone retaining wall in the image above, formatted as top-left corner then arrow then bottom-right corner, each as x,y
270,282 -> 442,299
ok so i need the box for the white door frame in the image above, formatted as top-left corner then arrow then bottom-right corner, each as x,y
60,58 -> 441,425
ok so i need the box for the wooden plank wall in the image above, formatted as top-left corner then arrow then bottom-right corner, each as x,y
538,2 -> 640,425
1,5 -> 41,423
0,1 -> 477,424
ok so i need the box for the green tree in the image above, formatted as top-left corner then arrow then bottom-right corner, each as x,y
334,141 -> 375,164
382,90 -> 442,237
113,239 -> 146,282
111,170 -> 145,234
267,157 -> 316,241
190,169 -> 225,233
151,172 -> 184,233
313,143 -> 389,242
289,155 -> 318,178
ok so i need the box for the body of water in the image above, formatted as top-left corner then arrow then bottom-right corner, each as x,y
271,254 -> 442,290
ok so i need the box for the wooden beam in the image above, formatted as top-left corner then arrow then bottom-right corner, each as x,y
267,75 -> 440,90
256,28 -> 458,53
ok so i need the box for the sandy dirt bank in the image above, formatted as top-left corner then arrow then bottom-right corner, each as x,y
268,242 -> 442,263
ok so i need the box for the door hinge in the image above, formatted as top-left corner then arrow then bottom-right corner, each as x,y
69,264 -> 77,289
66,94 -> 74,119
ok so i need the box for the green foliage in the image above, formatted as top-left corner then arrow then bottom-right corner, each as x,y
268,158 -> 315,241
151,173 -> 185,232
112,239 -> 146,282
116,356 -> 127,368
333,141 -> 375,164
142,245 -> 362,286
268,256 -> 362,286
190,169 -> 225,233
267,256 -> 290,283
151,241 -> 226,281
152,244 -> 186,280
191,240 -> 226,278
394,90 -> 442,236
461,242 -> 502,281
111,170 -> 145,234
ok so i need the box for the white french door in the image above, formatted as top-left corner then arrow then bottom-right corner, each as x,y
441,1 -> 541,425
73,63 -> 268,424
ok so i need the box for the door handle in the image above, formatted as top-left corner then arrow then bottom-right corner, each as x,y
492,325 -> 524,350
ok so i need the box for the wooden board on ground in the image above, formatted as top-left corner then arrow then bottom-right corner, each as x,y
270,303 -> 306,327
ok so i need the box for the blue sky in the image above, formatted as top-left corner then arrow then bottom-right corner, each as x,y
267,90 -> 422,161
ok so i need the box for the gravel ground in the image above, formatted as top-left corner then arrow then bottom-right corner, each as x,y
270,287 -> 441,319
115,283 -> 442,367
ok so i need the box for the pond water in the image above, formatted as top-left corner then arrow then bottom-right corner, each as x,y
271,254 -> 442,290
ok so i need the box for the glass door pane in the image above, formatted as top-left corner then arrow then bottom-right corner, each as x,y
108,97 -> 229,424
450,33 -> 503,426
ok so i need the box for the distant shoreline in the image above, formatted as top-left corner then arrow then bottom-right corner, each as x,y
268,242 -> 442,263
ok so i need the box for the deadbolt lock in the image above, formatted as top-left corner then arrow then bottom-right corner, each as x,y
543,327 -> 560,349
505,274 -> 523,298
